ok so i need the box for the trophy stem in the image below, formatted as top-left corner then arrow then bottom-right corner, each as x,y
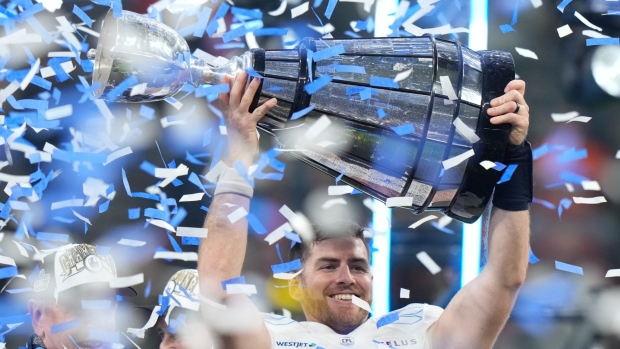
190,51 -> 255,87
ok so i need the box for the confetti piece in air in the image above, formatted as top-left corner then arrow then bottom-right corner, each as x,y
586,38 -> 619,46
271,259 -> 302,274
417,251 -> 441,274
264,223 -> 293,245
351,295 -> 372,312
321,198 -> 347,209
574,11 -> 602,31
179,193 -> 205,202
377,108 -> 387,119
304,74 -> 332,94
615,150 -> 620,159
269,1 -> 287,16
117,239 -> 146,247
176,227 -> 208,238
497,164 -> 518,184
480,161 -> 497,170
193,6 -> 213,38
557,24 -> 573,38
551,111 -> 579,122
558,198 -> 572,218
328,185 -> 354,195
313,44 -> 345,62
439,76 -> 458,100
529,246 -> 540,264
400,288 -> 410,298
443,149 -> 475,170
391,123 -> 415,135
386,196 -> 414,207
274,269 -> 303,280
228,207 -> 248,223
557,148 -> 587,163
291,104 -> 316,120
291,1 -> 309,18
499,24 -> 515,34
573,196 -> 607,204
153,251 -> 198,261
515,47 -> 539,60
533,197 -> 555,209
51,319 -> 80,334
336,65 -> 367,74
566,116 -> 591,123
408,215 -> 438,229
325,0 -> 338,18
605,269 -> 620,277
110,273 -> 144,288
148,219 -> 176,232
73,5 -> 93,28
225,283 -> 257,295
557,0 -> 572,13
555,261 -> 583,275
376,312 -> 399,328
453,118 -> 480,143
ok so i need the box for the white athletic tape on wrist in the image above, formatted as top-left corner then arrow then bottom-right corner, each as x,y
214,167 -> 254,198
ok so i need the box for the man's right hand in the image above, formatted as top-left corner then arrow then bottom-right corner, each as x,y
219,72 -> 277,168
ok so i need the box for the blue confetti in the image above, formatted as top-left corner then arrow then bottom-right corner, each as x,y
222,25 -> 248,43
112,0 -> 123,18
557,148 -> 587,163
203,128 -> 212,147
377,108 -> 387,119
188,172 -> 207,193
144,279 -> 152,298
335,172 -> 344,183
231,6 -> 263,19
532,143 -> 549,160
25,16 -> 54,44
313,44 -> 345,62
499,24 -> 515,33
0,266 -> 18,279
221,276 -> 246,290
336,65 -> 366,74
73,5 -> 93,28
193,6 -> 212,37
344,30 -> 362,38
36,232 -> 69,243
558,198 -> 572,218
430,221 -> 454,234
139,105 -> 155,119
510,1 -> 519,25
284,231 -> 301,244
291,104 -> 316,120
247,213 -> 267,234
557,0 -> 572,13
560,171 -> 590,184
370,76 -> 398,88
0,314 -> 31,326
182,237 -> 200,245
271,259 -> 302,274
51,319 -> 80,334
391,123 -> 415,135
304,74 -> 332,94
145,208 -> 168,221
555,261 -> 583,275
497,164 -> 517,184
532,197 -> 555,209
245,67 -> 264,78
98,200 -> 110,213
106,75 -> 139,101
128,208 -> 141,220
376,312 -> 399,328
325,0 -> 338,19
586,38 -> 619,46
169,207 -> 187,228
254,28 -> 288,36
529,246 -> 540,264
493,162 -> 507,171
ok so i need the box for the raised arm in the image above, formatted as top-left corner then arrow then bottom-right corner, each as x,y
197,72 -> 276,348
428,80 -> 531,349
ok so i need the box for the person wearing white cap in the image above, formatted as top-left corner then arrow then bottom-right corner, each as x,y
26,243 -> 136,349
130,269 -> 214,349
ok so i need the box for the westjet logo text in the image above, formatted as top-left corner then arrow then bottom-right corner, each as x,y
275,342 -> 316,348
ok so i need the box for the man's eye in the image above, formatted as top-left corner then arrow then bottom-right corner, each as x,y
321,265 -> 335,270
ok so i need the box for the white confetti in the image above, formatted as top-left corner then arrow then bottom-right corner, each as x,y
437,215 -> 452,228
453,117 -> 480,143
0,81 -> 20,105
264,222 -> 293,245
148,219 -> 176,232
393,68 -> 413,82
130,83 -> 147,96
73,210 -> 92,225
45,105 -> 73,120
557,24 -> 573,38
515,47 -> 539,60
20,59 -> 40,91
605,269 -> 620,277
616,150 -> 620,159
0,29 -> 41,46
37,0 -> 63,12
117,239 -> 146,247
321,198 -> 347,209
565,183 -> 575,193
408,215 -> 438,229
228,207 -> 248,223
351,295 -> 372,312
400,288 -> 410,298
302,115 -> 332,141
439,76 -> 458,100
279,204 -> 297,222
105,147 -> 133,165
480,160 -> 497,170
566,116 -> 591,123
416,251 -> 441,274
442,149 -> 475,170
110,273 -> 144,288
268,0 -> 287,16
582,30 -> 610,39
274,269 -> 303,280
153,251 -> 197,261
176,227 -> 208,238
55,15 -> 75,33
226,283 -> 257,295
581,180 -> 601,191
573,196 -> 606,204
551,111 -> 579,122
328,185 -> 354,195
291,1 -> 309,18
205,161 -> 227,183
0,255 -> 16,266
179,193 -> 205,202
386,196 -> 414,207
574,11 -> 602,31
307,23 -> 336,34
51,199 -> 84,210
530,0 -> 543,8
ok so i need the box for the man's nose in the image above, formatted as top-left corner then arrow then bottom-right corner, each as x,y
160,334 -> 180,349
336,266 -> 356,285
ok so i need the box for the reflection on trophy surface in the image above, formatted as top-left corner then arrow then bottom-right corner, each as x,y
89,9 -> 516,223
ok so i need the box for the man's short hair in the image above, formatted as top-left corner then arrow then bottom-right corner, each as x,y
289,220 -> 370,264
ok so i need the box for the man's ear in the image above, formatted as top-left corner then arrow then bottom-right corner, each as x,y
288,277 -> 301,302
28,299 -> 45,337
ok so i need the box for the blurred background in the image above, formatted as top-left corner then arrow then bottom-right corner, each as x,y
0,0 -> 620,348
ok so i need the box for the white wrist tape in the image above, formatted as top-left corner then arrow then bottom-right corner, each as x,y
214,167 -> 254,198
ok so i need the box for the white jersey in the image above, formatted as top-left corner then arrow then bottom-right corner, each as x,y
263,303 -> 443,349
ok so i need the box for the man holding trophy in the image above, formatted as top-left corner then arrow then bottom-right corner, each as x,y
196,71 -> 531,349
